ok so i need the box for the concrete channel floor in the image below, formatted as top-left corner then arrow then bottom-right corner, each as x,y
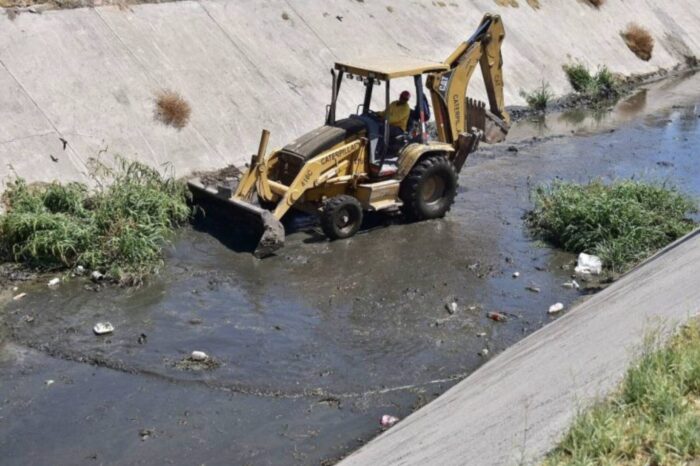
341,232 -> 700,466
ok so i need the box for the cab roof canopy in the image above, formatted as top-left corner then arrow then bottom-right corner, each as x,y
334,56 -> 449,80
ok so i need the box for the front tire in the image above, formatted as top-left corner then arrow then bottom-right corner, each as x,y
399,154 -> 458,221
320,195 -> 364,240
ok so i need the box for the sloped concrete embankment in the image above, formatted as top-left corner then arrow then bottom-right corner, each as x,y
339,229 -> 700,466
1,0 -> 699,189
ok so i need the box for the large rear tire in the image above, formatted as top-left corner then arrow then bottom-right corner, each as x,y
399,154 -> 458,221
320,195 -> 364,240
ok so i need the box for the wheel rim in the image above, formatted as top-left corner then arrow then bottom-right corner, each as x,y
421,174 -> 446,205
335,207 -> 356,234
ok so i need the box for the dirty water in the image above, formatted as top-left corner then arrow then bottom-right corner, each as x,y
1,72 -> 700,465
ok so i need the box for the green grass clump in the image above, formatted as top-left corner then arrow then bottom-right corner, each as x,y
544,321 -> 700,465
563,63 -> 622,101
528,180 -> 697,272
0,158 -> 191,285
520,81 -> 555,112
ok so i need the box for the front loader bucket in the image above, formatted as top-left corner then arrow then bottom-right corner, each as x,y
187,178 -> 285,258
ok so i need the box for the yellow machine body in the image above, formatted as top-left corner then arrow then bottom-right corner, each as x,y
188,13 -> 510,256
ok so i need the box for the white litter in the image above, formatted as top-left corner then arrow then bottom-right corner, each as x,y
476,332 -> 487,337
190,351 -> 208,361
93,322 -> 114,335
574,253 -> 602,275
91,271 -> 104,282
445,302 -> 458,314
479,348 -> 489,357
548,302 -> 565,314
563,280 -> 580,289
45,379 -> 54,387
380,414 -> 399,427
512,271 -> 520,278
13,293 -> 27,301
47,277 -> 60,287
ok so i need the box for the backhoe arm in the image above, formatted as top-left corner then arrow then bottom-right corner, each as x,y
427,13 -> 510,146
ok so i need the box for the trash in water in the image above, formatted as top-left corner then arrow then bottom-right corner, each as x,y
190,350 -> 208,361
45,379 -> 54,387
47,277 -> 60,287
13,292 -> 27,300
90,271 -> 104,282
479,348 -> 489,357
548,303 -> 565,314
562,280 -> 581,289
380,414 -> 399,427
75,265 -> 86,275
512,271 -> 520,278
487,311 -> 507,322
574,253 -> 602,275
477,332 -> 487,337
525,286 -> 541,293
93,322 -> 114,335
445,302 -> 458,314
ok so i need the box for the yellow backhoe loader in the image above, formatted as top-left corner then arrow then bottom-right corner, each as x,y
188,13 -> 510,257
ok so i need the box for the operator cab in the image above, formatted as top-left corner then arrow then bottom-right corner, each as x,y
328,57 -> 449,177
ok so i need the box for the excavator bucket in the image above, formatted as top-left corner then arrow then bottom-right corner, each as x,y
187,178 -> 285,258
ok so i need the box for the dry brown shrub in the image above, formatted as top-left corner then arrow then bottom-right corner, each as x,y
154,90 -> 191,130
621,23 -> 654,61
493,0 -> 519,7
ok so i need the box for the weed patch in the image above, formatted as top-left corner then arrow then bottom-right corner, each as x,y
563,63 -> 622,101
0,157 -> 191,285
527,180 -> 697,273
544,321 -> 700,465
154,90 -> 191,130
520,81 -> 554,112
621,23 -> 654,61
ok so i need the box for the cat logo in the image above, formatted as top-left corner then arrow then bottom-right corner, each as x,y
439,76 -> 449,92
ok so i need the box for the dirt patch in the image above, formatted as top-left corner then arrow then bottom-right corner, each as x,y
189,164 -> 242,188
173,354 -> 221,371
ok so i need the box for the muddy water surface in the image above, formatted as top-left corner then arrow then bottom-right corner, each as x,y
1,72 -> 700,465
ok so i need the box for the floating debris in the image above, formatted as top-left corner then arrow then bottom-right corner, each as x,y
575,253 -> 602,275
93,322 -> 114,335
445,302 -> 458,314
380,414 -> 399,428
548,303 -> 565,314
